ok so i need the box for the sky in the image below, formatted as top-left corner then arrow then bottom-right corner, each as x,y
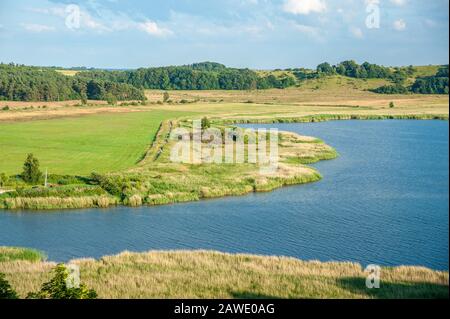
0,0 -> 448,69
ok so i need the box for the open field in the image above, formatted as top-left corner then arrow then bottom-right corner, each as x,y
0,110 -> 193,175
0,248 -> 448,299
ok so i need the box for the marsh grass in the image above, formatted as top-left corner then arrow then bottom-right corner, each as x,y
0,247 -> 46,262
0,250 -> 447,299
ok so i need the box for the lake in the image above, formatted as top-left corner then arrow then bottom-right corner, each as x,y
0,120 -> 448,270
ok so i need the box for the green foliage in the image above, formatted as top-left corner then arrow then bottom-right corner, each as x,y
163,91 -> 170,103
0,273 -> 18,299
317,62 -> 335,75
201,117 -> 211,130
1,106 -> 9,111
75,63 -> 294,90
411,66 -> 449,94
80,93 -> 88,105
372,84 -> 410,94
0,173 -> 8,187
0,247 -> 45,262
27,264 -> 97,299
372,66 -> 449,95
105,93 -> 117,105
22,154 -> 42,184
389,101 -> 395,108
0,63 -> 145,102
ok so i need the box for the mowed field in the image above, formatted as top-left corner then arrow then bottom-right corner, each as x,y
0,110 -> 193,175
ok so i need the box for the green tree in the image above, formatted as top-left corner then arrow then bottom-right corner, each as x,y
201,117 -> 211,130
163,91 -> 170,103
0,273 -> 18,299
106,93 -> 117,105
316,62 -> 335,75
0,173 -> 8,187
27,264 -> 97,299
80,93 -> 88,105
22,153 -> 42,184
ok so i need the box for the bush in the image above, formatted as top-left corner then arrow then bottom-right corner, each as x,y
201,117 -> 211,130
27,264 -> 97,299
0,273 -> 18,299
372,84 -> 409,94
389,102 -> 395,108
163,92 -> 170,103
106,93 -> 117,105
21,154 -> 42,184
1,106 -> 9,111
0,173 -> 8,187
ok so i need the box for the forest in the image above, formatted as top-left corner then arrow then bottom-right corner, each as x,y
75,62 -> 296,90
0,64 -> 145,102
0,61 -> 448,102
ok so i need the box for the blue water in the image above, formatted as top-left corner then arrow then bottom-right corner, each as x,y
0,120 -> 448,270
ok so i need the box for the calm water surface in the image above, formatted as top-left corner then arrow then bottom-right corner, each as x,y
0,120 -> 448,270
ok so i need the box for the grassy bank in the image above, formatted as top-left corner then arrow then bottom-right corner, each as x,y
0,119 -> 338,210
0,247 -> 46,262
0,249 -> 448,299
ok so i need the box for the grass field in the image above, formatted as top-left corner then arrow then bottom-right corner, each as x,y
0,110 -> 193,175
0,249 -> 448,299
0,87 -> 448,209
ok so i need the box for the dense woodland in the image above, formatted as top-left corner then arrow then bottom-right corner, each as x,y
372,66 -> 449,94
0,64 -> 145,102
0,61 -> 448,102
75,62 -> 296,90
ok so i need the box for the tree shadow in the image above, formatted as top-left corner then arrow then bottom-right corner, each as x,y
338,277 -> 449,299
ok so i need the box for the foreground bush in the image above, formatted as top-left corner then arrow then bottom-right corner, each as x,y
0,273 -> 18,299
27,264 -> 97,299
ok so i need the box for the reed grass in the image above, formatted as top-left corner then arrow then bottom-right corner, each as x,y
0,250 -> 447,299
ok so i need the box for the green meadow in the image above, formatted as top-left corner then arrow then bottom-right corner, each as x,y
0,110 -> 193,175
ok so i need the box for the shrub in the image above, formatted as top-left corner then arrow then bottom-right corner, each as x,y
389,102 -> 395,108
0,173 -> 8,187
106,93 -> 117,105
163,92 -> 170,103
27,264 -> 97,299
21,154 -> 42,184
1,106 -> 9,111
201,117 -> 211,130
0,273 -> 18,299
372,84 -> 409,94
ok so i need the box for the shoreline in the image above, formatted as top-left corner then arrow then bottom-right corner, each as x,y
0,113 -> 448,211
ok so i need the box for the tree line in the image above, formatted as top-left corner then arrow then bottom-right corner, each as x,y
372,66 -> 449,95
75,62 -> 296,90
0,63 -> 145,102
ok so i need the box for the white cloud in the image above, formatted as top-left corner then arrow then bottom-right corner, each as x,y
290,22 -> 323,40
390,0 -> 407,6
349,26 -> 363,39
138,21 -> 173,37
21,23 -> 55,33
393,19 -> 406,31
283,0 -> 327,15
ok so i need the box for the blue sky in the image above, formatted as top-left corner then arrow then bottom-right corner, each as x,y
0,0 -> 448,69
